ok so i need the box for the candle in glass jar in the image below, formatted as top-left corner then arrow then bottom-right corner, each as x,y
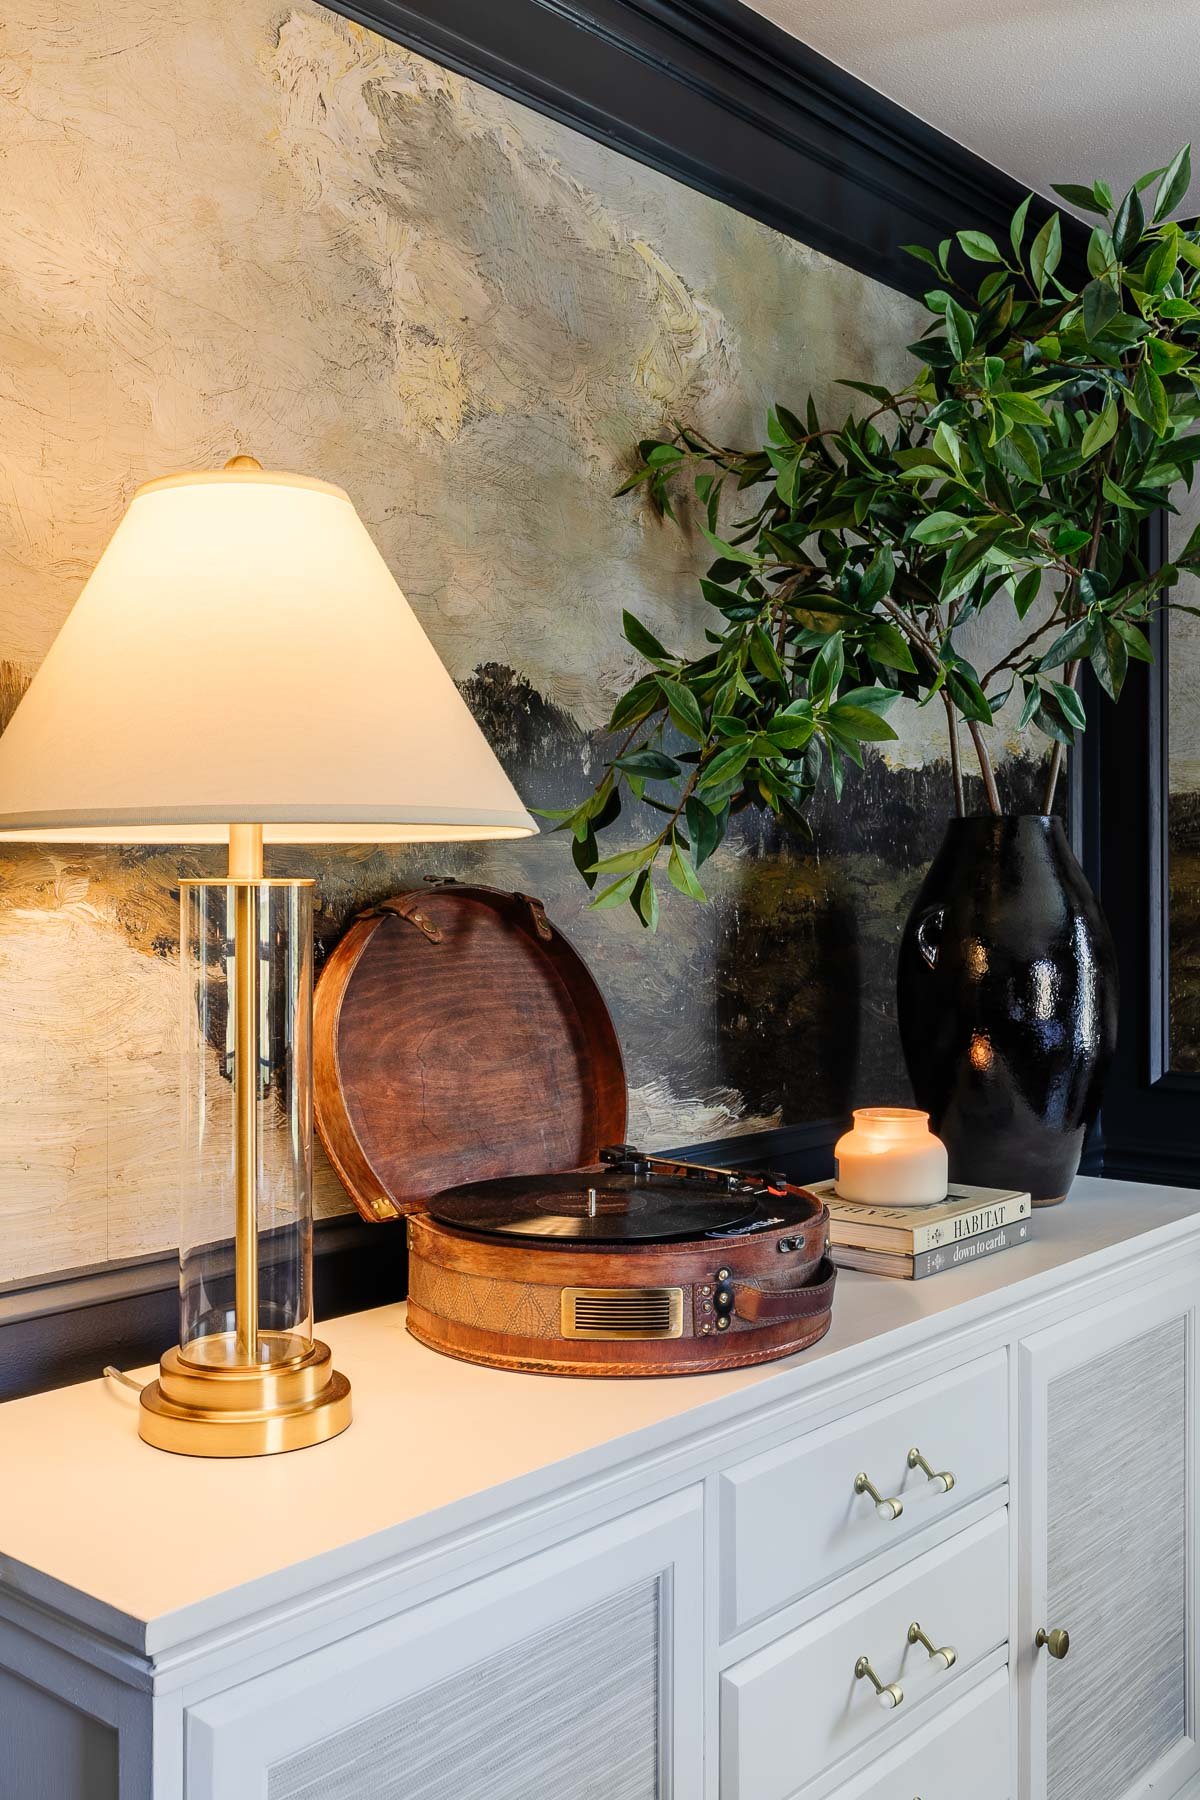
834,1107 -> 948,1206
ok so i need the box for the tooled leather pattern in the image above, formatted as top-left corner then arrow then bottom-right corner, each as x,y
408,1259 -> 563,1339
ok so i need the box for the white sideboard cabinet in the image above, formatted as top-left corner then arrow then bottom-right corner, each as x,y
2,1177 -> 1199,1800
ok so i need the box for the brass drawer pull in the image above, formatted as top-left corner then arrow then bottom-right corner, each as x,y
856,1618 -> 957,1714
908,1619 -> 957,1670
908,1446 -> 956,1493
854,1654 -> 904,1710
854,1470 -> 904,1520
1037,1625 -> 1070,1660
854,1448 -> 954,1521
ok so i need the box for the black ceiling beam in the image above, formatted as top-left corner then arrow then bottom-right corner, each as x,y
328,0 -> 1083,298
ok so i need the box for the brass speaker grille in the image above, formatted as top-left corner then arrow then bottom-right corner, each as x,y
561,1286 -> 684,1340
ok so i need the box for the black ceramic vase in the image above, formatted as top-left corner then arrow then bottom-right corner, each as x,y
897,815 -> 1118,1206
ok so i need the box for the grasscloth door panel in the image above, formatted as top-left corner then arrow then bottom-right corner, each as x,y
184,1489 -> 703,1800
1020,1278 -> 1199,1800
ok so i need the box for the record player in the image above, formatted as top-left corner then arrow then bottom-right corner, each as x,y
313,882 -> 834,1376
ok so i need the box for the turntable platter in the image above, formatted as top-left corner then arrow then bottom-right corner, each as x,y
428,1166 -> 802,1245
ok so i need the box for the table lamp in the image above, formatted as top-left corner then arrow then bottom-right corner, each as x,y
0,456 -> 537,1455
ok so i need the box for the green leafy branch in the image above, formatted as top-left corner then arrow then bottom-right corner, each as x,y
543,147 -> 1200,925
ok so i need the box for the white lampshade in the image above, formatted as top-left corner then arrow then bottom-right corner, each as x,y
0,465 -> 537,844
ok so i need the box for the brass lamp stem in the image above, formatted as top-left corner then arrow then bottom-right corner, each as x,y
229,824 -> 264,1365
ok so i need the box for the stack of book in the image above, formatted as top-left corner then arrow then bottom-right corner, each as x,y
808,1180 -> 1033,1280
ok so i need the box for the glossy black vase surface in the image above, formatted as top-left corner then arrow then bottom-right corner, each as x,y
897,815 -> 1118,1205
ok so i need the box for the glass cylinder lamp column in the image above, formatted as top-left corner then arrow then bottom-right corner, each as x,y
138,829 -> 351,1455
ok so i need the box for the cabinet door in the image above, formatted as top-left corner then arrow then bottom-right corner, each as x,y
1019,1275 -> 1200,1800
185,1488 -> 703,1800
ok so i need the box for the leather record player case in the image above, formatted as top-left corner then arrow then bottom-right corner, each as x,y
314,881 -> 834,1375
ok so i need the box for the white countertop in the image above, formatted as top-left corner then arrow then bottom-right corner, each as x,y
2,1176 -> 1197,1655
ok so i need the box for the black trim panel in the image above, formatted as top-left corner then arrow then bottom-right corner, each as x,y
325,0 -> 1062,299
1092,514 -> 1200,1186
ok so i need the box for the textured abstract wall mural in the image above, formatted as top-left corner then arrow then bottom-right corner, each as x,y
0,0 -> 1045,1283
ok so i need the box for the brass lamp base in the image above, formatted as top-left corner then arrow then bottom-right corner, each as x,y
138,1335 -> 352,1458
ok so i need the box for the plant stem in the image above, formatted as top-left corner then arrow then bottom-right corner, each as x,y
1040,660 -> 1078,814
943,691 -> 965,815
966,719 -> 1003,815
1040,436 -> 1113,815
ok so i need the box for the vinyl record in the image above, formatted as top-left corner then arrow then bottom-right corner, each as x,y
428,1168 -> 805,1245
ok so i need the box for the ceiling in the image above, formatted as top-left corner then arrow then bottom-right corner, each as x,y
745,0 -> 1200,215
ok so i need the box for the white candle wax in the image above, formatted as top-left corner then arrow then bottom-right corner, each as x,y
833,1107 -> 948,1206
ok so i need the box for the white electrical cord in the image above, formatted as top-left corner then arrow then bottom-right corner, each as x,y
103,1366 -> 147,1393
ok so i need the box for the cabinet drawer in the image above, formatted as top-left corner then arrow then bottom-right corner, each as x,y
835,1667 -> 1010,1800
720,1510 -> 1008,1800
720,1349 -> 1007,1632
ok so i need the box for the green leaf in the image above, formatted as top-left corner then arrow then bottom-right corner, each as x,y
632,869 -> 659,932
1010,192 -> 1032,260
1051,182 -> 1112,217
572,828 -> 599,889
1102,474 -> 1140,509
1036,617 -> 1098,671
869,620 -> 918,673
911,510 -> 968,545
1110,616 -> 1153,661
945,668 -> 994,724
1082,278 -> 1120,341
809,630 -> 845,704
1112,183 -> 1146,260
957,228 -> 1003,262
825,703 -> 899,743
859,543 -> 896,603
1147,336 -> 1195,376
1030,212 -> 1063,295
667,841 -> 707,902
608,675 -> 662,732
1050,680 -> 1087,730
837,684 -> 902,715
1018,679 -> 1042,730
999,424 -> 1042,486
993,390 -> 1051,426
622,611 -> 671,663
902,242 -> 946,276
614,749 -> 682,780
700,524 -> 757,567
945,298 -> 976,361
588,841 -> 659,876
588,872 -> 638,911
836,379 -> 895,402
1087,229 -> 1117,282
1131,362 -> 1170,436
1153,145 -> 1192,222
749,627 -> 787,689
1080,396 -> 1119,459
1013,568 -> 1042,620
699,741 -> 752,793
1090,622 -> 1129,701
934,421 -> 964,471
658,678 -> 705,742
685,796 -> 724,867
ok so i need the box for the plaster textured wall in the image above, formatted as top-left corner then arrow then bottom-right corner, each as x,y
0,0 -> 1036,1282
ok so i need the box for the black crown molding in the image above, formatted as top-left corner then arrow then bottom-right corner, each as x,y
326,0 -> 1065,300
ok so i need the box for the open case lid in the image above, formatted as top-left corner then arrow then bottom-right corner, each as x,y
313,883 -> 628,1221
